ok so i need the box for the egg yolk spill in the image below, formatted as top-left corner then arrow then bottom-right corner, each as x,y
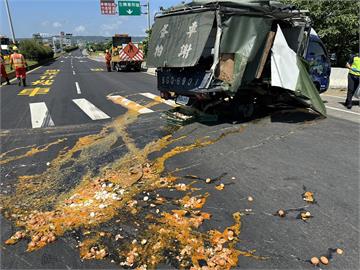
0,138 -> 67,165
1,103 -> 265,269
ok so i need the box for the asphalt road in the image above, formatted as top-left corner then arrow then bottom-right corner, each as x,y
0,50 -> 359,270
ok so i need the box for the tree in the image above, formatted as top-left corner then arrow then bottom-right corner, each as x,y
142,29 -> 152,59
281,0 -> 360,66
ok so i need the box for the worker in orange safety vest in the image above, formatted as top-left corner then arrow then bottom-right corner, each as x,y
105,49 -> 112,72
10,46 -> 28,86
0,53 -> 10,85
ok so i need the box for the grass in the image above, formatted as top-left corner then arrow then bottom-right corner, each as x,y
89,51 -> 105,57
4,60 -> 38,73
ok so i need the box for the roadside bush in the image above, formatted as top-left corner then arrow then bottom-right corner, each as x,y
19,39 -> 54,61
87,41 -> 112,53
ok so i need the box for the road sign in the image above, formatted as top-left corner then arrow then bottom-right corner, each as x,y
100,0 -> 116,15
122,42 -> 139,58
118,1 -> 141,16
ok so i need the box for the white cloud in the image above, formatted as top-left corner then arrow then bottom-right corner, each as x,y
100,20 -> 123,32
41,21 -> 49,27
52,22 -> 62,28
74,25 -> 86,33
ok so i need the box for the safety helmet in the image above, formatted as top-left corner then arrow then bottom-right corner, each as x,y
105,49 -> 109,53
13,46 -> 18,51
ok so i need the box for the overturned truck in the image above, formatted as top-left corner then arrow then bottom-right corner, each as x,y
147,0 -> 327,117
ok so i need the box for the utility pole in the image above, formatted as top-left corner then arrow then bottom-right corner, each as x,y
4,0 -> 16,43
147,0 -> 150,32
142,0 -> 151,32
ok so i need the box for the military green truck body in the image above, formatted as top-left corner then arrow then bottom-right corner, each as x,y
147,0 -> 326,116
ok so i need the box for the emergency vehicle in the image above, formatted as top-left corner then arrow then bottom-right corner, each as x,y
111,34 -> 144,71
0,36 -> 11,62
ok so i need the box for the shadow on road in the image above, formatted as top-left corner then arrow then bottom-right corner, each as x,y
163,105 -> 323,128
338,100 -> 359,106
270,109 -> 323,123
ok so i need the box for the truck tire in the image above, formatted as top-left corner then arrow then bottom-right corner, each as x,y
237,102 -> 255,119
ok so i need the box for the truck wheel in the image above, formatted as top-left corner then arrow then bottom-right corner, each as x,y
115,64 -> 121,72
136,63 -> 142,72
238,103 -> 255,119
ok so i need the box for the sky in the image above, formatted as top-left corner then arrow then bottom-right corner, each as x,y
0,0 -> 188,38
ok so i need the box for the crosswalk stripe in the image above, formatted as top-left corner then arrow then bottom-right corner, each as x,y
73,99 -> 111,120
29,102 -> 55,129
107,95 -> 154,114
140,92 -> 177,107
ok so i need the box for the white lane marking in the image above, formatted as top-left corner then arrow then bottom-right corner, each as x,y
75,82 -> 81,94
73,70 -> 76,75
29,102 -> 55,129
322,94 -> 346,100
140,92 -> 177,107
73,99 -> 110,120
107,95 -> 154,114
325,106 -> 360,116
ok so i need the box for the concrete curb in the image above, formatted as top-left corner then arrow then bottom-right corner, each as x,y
329,68 -> 348,89
141,62 -> 156,76
145,67 -> 156,76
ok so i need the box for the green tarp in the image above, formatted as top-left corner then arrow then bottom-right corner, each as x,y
295,57 -> 326,116
221,16 -> 272,91
147,11 -> 215,68
271,25 -> 326,116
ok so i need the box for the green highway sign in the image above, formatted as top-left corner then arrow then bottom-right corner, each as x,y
118,1 -> 141,16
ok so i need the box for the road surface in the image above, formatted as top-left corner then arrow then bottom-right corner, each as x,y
1,50 -> 359,269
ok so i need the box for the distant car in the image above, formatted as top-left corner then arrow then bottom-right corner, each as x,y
0,45 -> 11,62
306,30 -> 331,93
